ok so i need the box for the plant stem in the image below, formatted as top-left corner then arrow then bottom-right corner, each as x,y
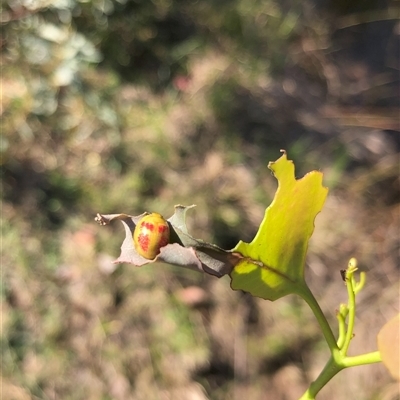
341,271 -> 356,355
295,283 -> 338,353
299,354 -> 343,400
336,312 -> 346,348
299,349 -> 382,400
296,283 -> 342,399
299,350 -> 381,400
297,264 -> 382,400
342,351 -> 382,367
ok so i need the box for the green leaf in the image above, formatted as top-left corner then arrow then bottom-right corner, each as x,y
230,151 -> 328,300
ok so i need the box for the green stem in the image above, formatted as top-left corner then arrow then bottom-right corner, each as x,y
342,351 -> 382,367
336,312 -> 346,349
295,283 -> 338,353
296,283 -> 341,400
297,264 -> 382,400
341,269 -> 357,355
354,272 -> 366,294
299,350 -> 382,400
299,354 -> 343,400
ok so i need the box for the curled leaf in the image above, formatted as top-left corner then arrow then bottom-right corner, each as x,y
95,205 -> 241,277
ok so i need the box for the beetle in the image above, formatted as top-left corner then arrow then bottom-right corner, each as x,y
133,213 -> 170,259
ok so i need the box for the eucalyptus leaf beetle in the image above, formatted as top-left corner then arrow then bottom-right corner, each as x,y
133,213 -> 170,259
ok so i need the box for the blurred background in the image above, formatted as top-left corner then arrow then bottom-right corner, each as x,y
1,0 -> 399,399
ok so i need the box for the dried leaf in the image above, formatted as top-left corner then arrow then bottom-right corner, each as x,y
377,314 -> 400,380
95,205 -> 241,277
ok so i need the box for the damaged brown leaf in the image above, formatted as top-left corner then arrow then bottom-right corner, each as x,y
95,205 -> 242,277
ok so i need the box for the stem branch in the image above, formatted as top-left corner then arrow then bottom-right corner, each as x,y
341,275 -> 356,355
342,351 -> 382,367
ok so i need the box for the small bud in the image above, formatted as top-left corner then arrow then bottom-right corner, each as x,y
348,257 -> 358,269
339,303 -> 349,318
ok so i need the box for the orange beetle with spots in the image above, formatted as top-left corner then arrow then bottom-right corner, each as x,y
133,213 -> 170,259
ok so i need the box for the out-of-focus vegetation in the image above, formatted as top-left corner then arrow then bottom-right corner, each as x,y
1,0 -> 399,399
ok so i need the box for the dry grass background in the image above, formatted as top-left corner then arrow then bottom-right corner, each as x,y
2,1 -> 399,399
